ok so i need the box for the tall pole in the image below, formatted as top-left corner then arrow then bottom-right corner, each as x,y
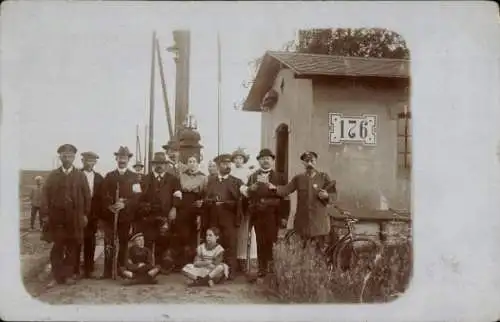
135,125 -> 142,162
143,125 -> 148,167
148,31 -> 156,173
217,32 -> 222,155
155,37 -> 174,140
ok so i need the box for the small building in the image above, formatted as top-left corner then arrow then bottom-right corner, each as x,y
242,51 -> 411,220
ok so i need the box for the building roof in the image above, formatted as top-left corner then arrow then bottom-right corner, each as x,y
242,51 -> 410,112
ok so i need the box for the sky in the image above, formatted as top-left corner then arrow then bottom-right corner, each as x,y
1,2 -> 296,173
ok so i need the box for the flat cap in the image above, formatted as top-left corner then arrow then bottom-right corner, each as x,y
81,151 -> 99,160
300,151 -> 318,161
129,232 -> 144,242
57,144 -> 77,154
213,153 -> 232,164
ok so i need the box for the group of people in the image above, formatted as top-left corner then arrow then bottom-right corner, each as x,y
36,142 -> 337,288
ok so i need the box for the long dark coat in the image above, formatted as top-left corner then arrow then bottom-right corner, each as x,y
100,169 -> 141,225
277,171 -> 337,238
40,167 -> 91,243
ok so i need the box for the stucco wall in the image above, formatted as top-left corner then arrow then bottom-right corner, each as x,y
311,79 -> 410,209
260,73 -> 411,227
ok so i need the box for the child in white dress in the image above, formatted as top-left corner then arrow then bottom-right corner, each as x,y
181,227 -> 229,287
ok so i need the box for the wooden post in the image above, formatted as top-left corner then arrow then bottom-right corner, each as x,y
148,31 -> 157,174
217,32 -> 222,155
155,37 -> 174,140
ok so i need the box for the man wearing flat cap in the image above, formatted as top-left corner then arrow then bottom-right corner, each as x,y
40,144 -> 91,287
136,152 -> 182,272
268,151 -> 337,246
74,151 -> 104,279
204,153 -> 245,279
100,146 -> 141,279
29,176 -> 44,231
240,148 -> 288,278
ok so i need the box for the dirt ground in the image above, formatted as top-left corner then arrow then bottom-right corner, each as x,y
22,238 -> 280,305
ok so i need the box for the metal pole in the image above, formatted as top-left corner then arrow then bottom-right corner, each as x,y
155,37 -> 174,140
217,32 -> 222,155
148,31 -> 157,174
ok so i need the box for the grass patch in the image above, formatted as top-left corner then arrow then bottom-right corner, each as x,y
269,232 -> 412,303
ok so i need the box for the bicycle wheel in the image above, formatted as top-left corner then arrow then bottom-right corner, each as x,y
283,229 -> 297,245
334,237 -> 382,273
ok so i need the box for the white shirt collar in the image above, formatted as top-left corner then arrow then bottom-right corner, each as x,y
259,168 -> 272,173
218,174 -> 229,181
117,168 -> 127,175
61,166 -> 74,174
153,171 -> 164,179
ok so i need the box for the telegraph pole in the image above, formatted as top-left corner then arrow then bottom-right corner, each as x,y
148,31 -> 156,173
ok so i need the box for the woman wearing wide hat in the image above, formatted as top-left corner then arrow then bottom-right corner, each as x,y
230,148 -> 257,272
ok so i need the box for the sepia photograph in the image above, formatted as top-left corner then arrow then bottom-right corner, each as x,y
13,19 -> 412,305
1,1 -> 499,321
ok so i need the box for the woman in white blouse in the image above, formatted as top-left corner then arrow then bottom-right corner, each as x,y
230,148 -> 258,272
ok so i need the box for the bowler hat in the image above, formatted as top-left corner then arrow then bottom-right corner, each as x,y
231,148 -> 249,164
57,144 -> 77,154
214,153 -> 232,164
300,151 -> 318,161
114,146 -> 133,158
256,148 -> 275,160
81,151 -> 99,160
151,152 -> 169,164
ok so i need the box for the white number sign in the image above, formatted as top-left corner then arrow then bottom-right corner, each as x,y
328,113 -> 377,145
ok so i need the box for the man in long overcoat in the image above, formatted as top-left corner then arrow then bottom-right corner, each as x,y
241,148 -> 288,277
40,144 -> 91,287
270,151 -> 337,245
74,151 -> 104,279
137,152 -> 182,269
99,146 -> 141,279
204,154 -> 244,279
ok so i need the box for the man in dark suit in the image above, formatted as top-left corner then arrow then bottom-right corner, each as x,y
137,152 -> 182,270
99,146 -> 141,279
74,151 -> 104,279
241,148 -> 289,278
204,154 -> 244,279
40,144 -> 91,287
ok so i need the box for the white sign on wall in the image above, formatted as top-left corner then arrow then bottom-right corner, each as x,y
328,113 -> 377,145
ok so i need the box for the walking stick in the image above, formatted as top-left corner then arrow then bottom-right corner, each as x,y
112,182 -> 120,280
245,206 -> 252,274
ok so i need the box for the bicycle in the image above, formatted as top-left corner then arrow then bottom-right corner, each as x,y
359,208 -> 412,303
283,204 -> 383,273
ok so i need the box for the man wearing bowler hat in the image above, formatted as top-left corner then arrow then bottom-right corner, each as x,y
269,151 -> 337,247
40,144 -> 91,287
136,152 -> 182,271
74,151 -> 104,279
240,148 -> 289,278
204,153 -> 244,280
100,146 -> 141,279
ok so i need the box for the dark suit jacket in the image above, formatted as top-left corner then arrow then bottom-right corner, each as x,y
139,172 -> 182,220
246,169 -> 289,221
101,169 -> 140,224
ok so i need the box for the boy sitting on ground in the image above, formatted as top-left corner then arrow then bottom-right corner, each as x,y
181,227 -> 229,287
121,233 -> 161,285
